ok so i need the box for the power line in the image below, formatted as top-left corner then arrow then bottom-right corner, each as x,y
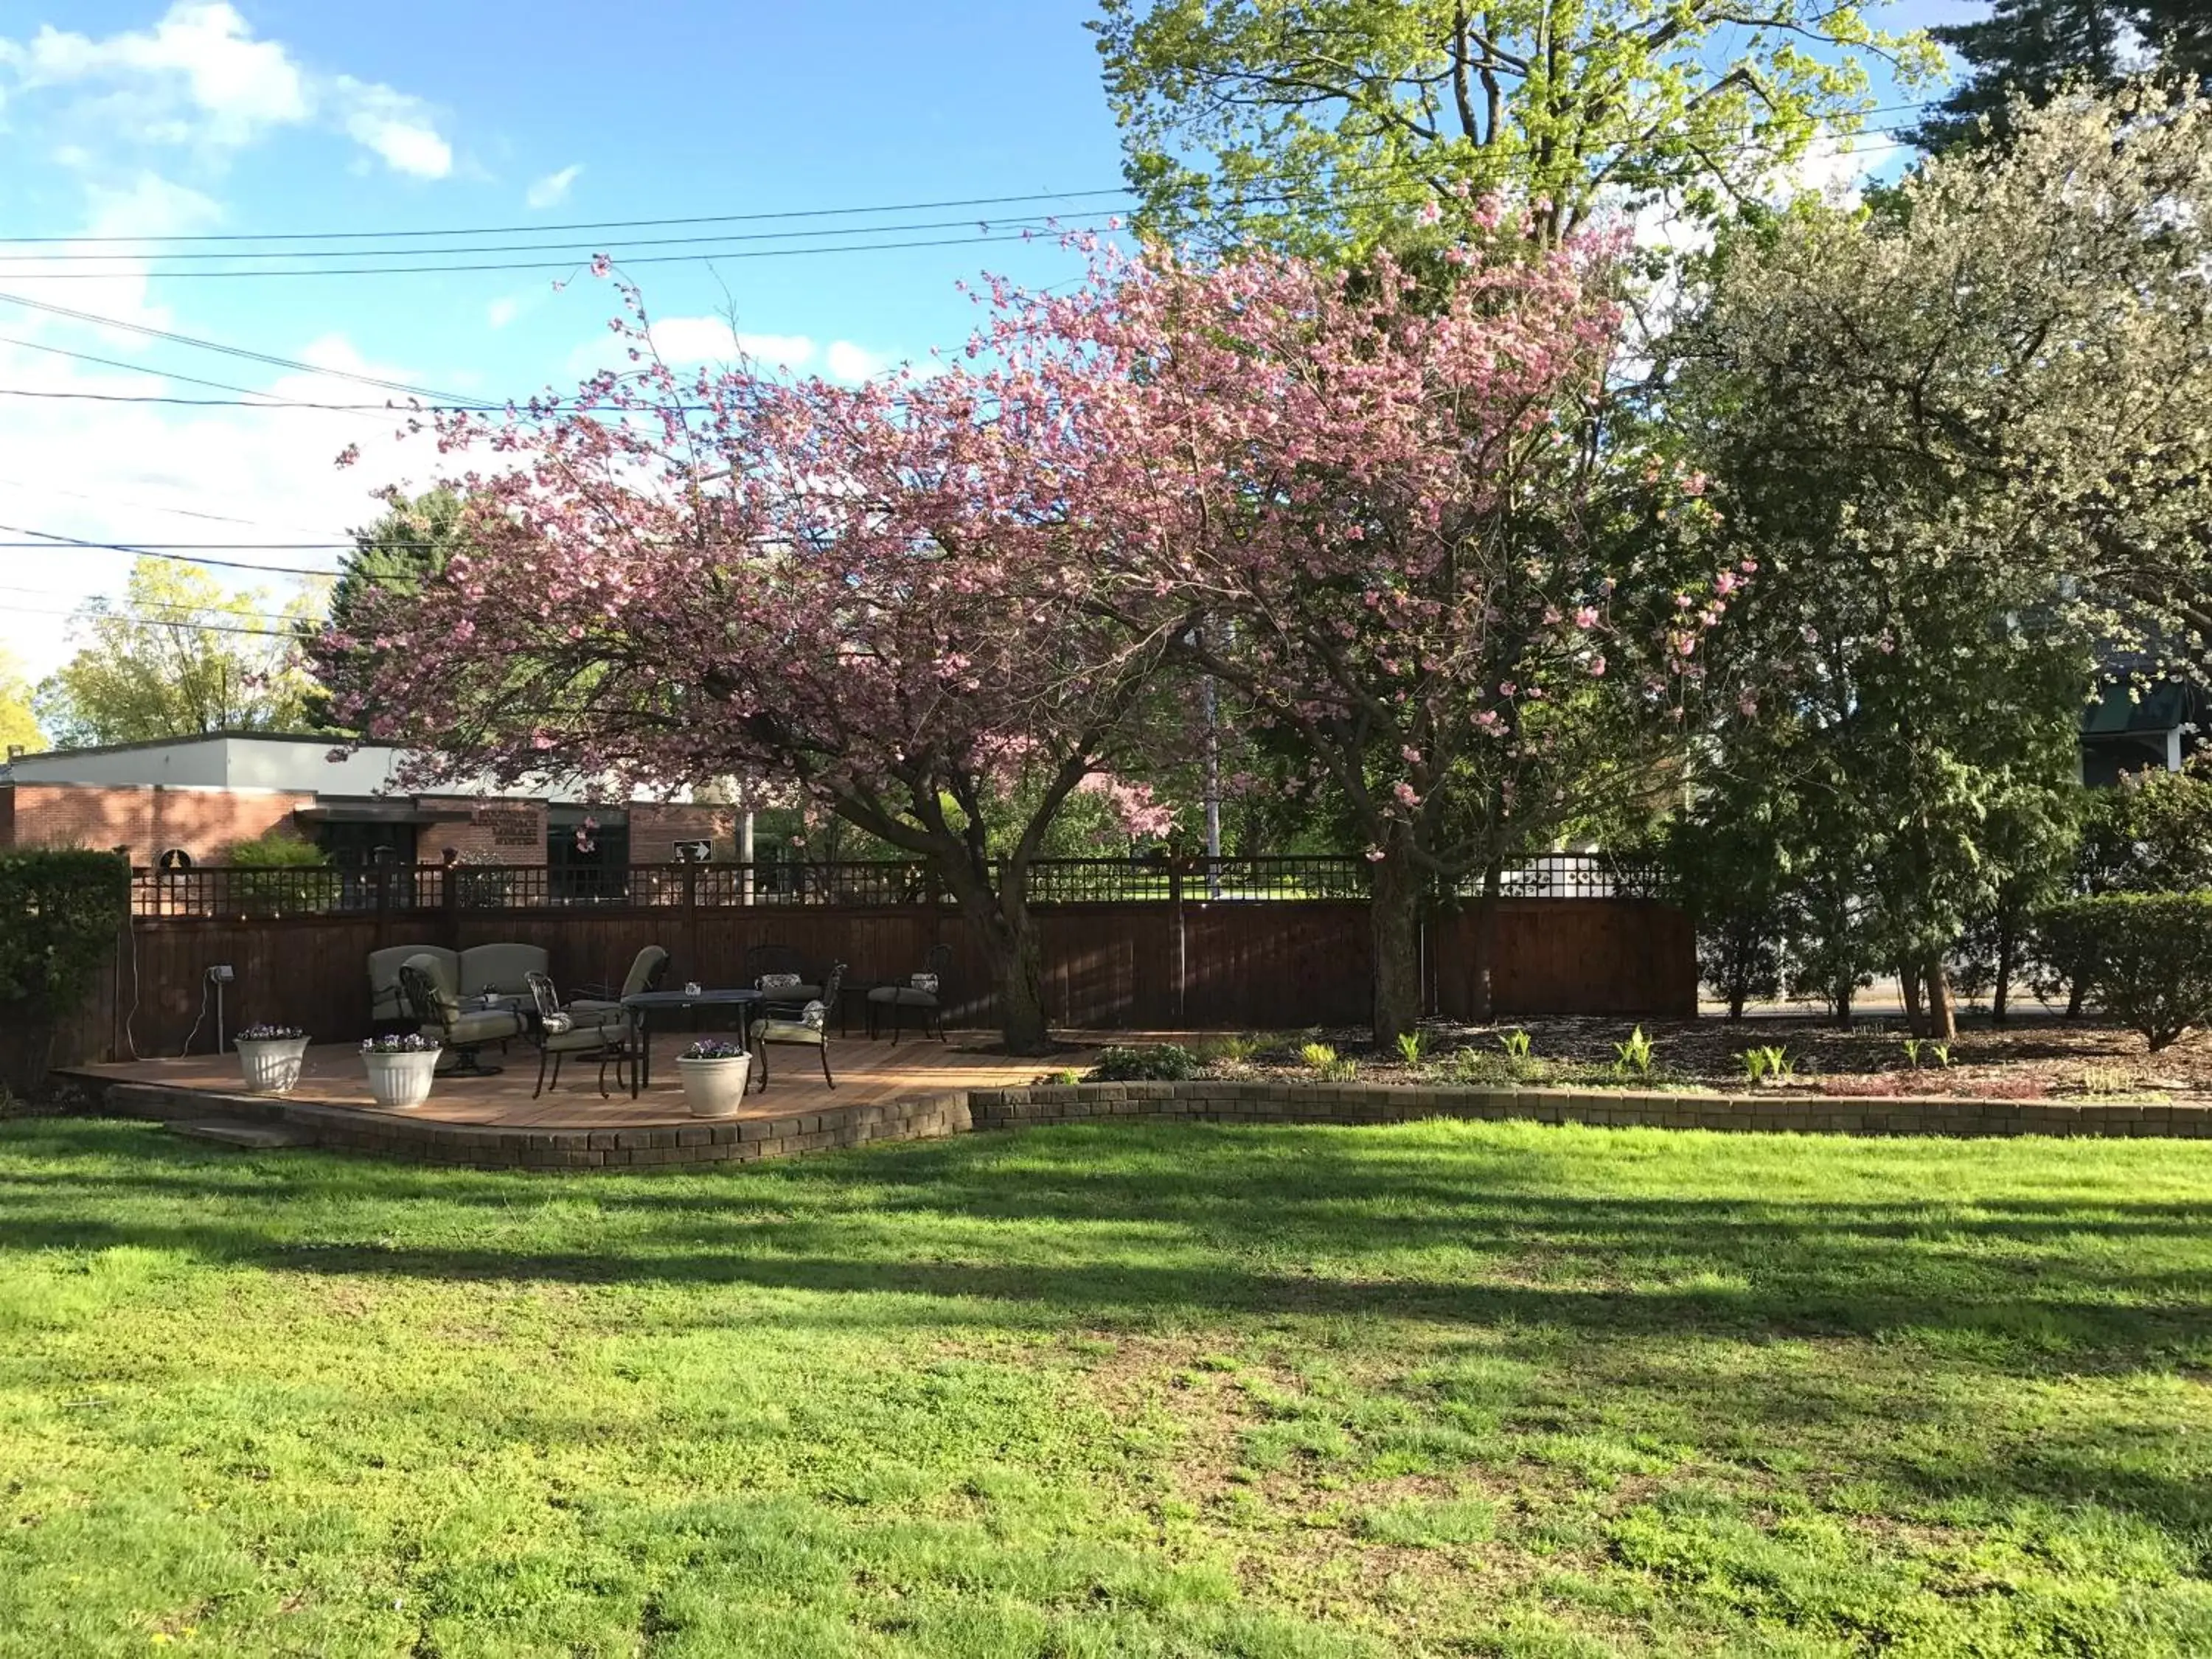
0,188 -> 1144,248
0,212 -> 1091,265
0,386 -> 430,413
0,97 -> 1944,251
0,472 -> 327,532
0,333 -> 407,422
0,523 -> 337,577
0,291 -> 470,403
0,582 -> 312,630
0,225 -> 1120,282
0,124 -> 1932,284
0,597 -> 302,639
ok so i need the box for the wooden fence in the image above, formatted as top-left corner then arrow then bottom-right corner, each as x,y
61,858 -> 1694,1063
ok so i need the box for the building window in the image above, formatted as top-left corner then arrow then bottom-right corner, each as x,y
547,812 -> 629,902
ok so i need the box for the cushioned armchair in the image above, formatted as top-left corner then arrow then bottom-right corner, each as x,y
568,945 -> 671,1020
524,971 -> 633,1099
397,952 -> 527,1077
751,963 -> 844,1091
369,943 -> 453,1026
744,943 -> 822,1009
865,942 -> 953,1045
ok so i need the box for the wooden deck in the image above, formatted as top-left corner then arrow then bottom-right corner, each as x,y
64,1032 -> 1088,1133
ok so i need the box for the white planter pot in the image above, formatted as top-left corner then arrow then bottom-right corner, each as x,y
363,1048 -> 440,1110
677,1053 -> 753,1117
235,1034 -> 310,1096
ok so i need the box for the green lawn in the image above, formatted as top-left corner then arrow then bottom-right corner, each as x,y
1,1117 -> 2208,1658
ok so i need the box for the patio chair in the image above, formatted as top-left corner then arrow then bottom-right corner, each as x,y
744,942 -> 823,1008
568,945 -> 671,1020
397,952 -> 527,1077
865,942 -> 953,1045
524,970 -> 633,1099
751,963 -> 844,1092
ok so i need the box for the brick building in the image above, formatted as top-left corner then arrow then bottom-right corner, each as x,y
0,733 -> 735,876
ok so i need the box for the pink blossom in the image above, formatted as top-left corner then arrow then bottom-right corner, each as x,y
1587,654 -> 1606,676
1416,200 -> 1443,226
1801,625 -> 1820,644
1393,780 -> 1420,807
1680,471 -> 1708,497
1574,605 -> 1599,629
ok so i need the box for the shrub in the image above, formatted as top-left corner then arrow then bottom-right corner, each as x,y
224,828 -> 337,917
0,849 -> 129,1018
227,828 -> 329,868
2041,894 -> 2212,1051
1088,1043 -> 1200,1082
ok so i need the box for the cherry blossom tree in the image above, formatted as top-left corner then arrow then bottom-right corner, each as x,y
321,295 -> 1179,1054
1004,214 -> 1733,1041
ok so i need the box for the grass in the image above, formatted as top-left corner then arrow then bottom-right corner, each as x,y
1,1116 -> 2209,1657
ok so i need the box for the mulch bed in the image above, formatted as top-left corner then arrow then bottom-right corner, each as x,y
1191,1015 -> 2212,1103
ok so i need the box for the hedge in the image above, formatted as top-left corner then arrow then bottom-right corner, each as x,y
0,848 -> 129,1018
2039,892 -> 2212,1051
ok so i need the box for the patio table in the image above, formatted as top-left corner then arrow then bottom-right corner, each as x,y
621,988 -> 762,1097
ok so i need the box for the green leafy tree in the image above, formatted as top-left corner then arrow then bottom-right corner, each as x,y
1910,1 -> 2212,154
1675,84 -> 2212,1037
0,648 -> 41,756
34,560 -> 323,747
1092,0 -> 1938,251
1655,776 -> 1791,1019
310,487 -> 471,731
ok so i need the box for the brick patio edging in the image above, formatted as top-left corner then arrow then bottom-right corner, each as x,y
74,1079 -> 975,1169
966,1080 -> 2212,1140
55,1074 -> 2212,1171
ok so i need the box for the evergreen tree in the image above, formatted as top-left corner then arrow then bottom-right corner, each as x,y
1912,0 -> 2211,153
308,488 -> 470,731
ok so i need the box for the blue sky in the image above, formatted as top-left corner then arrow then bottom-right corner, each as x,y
0,0 -> 1977,682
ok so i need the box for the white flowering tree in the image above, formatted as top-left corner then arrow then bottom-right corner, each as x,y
1674,83 -> 2212,1034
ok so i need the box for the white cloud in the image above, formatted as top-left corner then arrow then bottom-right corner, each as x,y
0,170 -> 223,333
561,316 -> 907,384
824,340 -> 888,383
333,79 -> 451,179
487,296 -> 521,330
638,318 -> 818,368
0,2 -> 454,178
0,325 -> 448,683
526,164 -> 582,209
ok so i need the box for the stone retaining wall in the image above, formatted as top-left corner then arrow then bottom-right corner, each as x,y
85,1079 -> 974,1169
59,1074 -> 2212,1172
969,1080 -> 2212,1139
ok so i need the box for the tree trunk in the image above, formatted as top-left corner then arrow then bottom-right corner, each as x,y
1921,954 -> 1957,1041
1728,982 -> 1746,1021
1466,859 -> 1503,1023
938,859 -> 1053,1054
1369,852 -> 1427,1047
1899,961 -> 1924,1036
1992,919 -> 2014,1026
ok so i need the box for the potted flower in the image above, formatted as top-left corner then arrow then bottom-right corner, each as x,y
676,1037 -> 752,1117
361,1032 -> 441,1110
234,1023 -> 310,1096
